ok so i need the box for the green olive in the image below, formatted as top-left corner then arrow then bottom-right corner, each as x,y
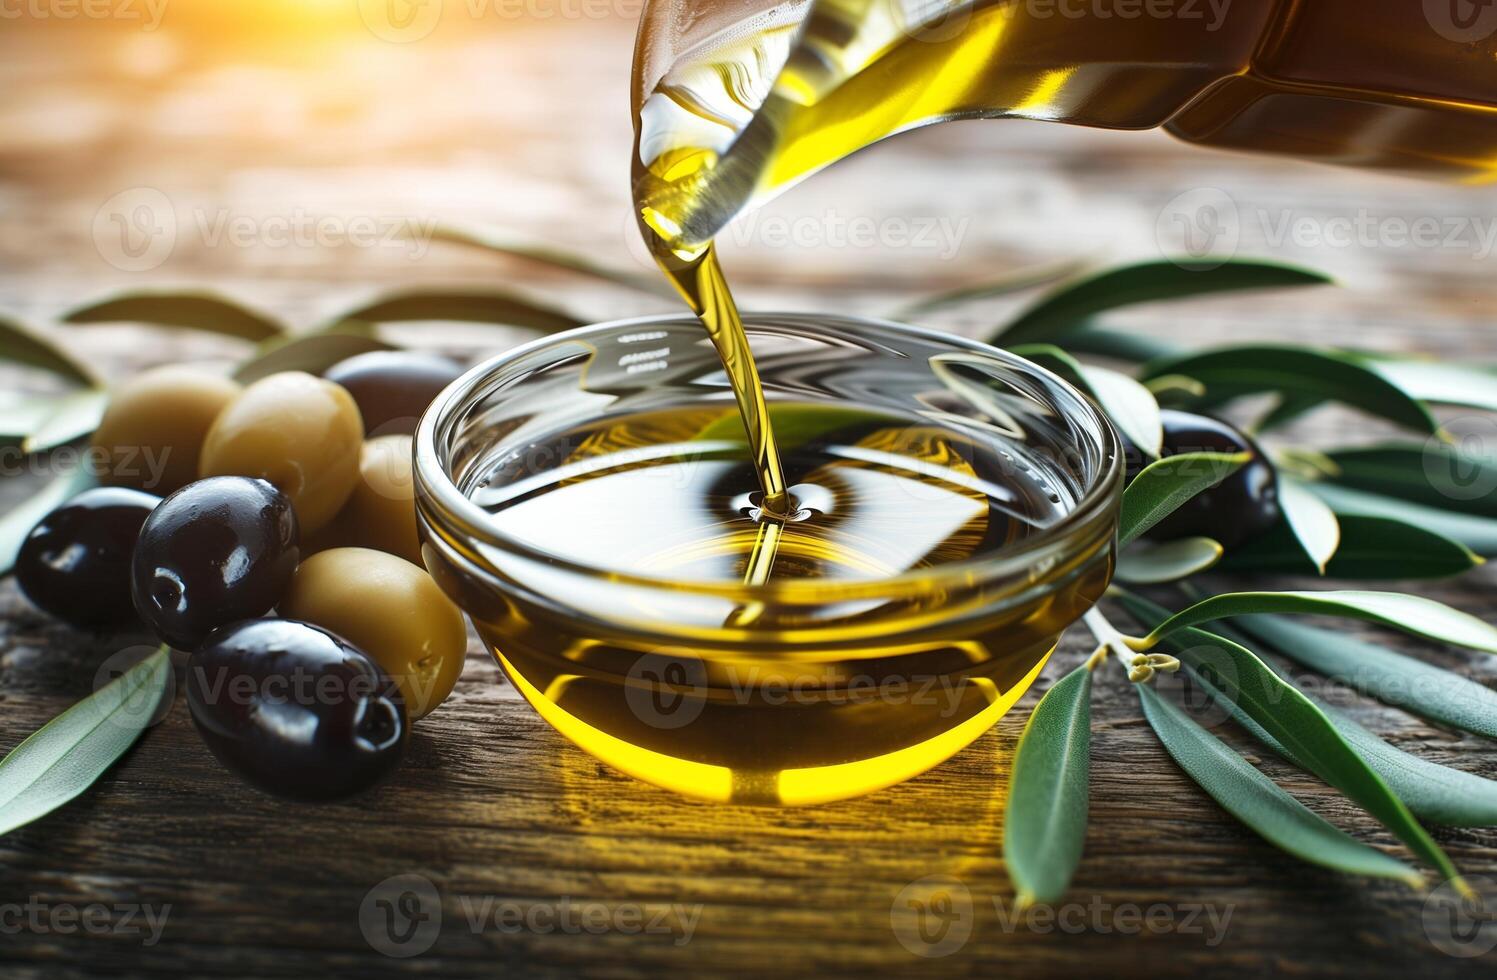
321,435 -> 422,566
199,372 -> 363,534
92,366 -> 242,495
279,547 -> 466,720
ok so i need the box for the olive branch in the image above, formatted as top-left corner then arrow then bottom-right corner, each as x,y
1,235 -> 1495,914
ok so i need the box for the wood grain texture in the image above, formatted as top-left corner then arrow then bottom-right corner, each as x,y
2,16 -> 1496,979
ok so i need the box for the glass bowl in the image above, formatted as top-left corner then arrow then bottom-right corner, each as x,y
414,313 -> 1122,805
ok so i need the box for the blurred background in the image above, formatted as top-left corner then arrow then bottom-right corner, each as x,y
1,0 -> 1493,378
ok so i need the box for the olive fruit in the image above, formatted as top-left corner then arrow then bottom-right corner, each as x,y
199,371 -> 363,534
323,351 -> 465,436
15,487 -> 160,628
132,477 -> 299,650
279,547 -> 466,720
314,436 -> 423,565
1123,409 -> 1280,549
91,366 -> 242,494
187,618 -> 407,801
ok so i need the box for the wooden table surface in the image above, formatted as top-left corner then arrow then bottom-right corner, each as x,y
2,14 -> 1495,978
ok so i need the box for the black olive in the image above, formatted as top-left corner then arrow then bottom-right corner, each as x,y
323,351 -> 465,436
1122,409 -> 1280,549
187,618 -> 407,801
15,487 -> 161,628
132,477 -> 299,650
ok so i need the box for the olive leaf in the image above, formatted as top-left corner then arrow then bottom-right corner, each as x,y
1222,514 -> 1481,579
23,389 -> 108,453
428,224 -> 672,297
234,329 -> 397,385
1119,451 -> 1251,548
1136,684 -> 1422,887
62,291 -> 286,342
1115,537 -> 1224,584
1052,329 -> 1182,363
1126,617 -> 1463,886
694,404 -> 886,451
895,256 -> 1092,317
0,394 -> 71,440
1306,482 -> 1497,557
1278,476 -> 1341,574
1324,443 -> 1497,519
1254,390 -> 1328,434
1139,345 -> 1439,435
1230,614 -> 1497,740
1138,590 -> 1497,655
991,259 -> 1332,347
336,289 -> 583,334
1116,592 -> 1497,827
0,316 -> 98,387
1363,356 -> 1497,413
0,466 -> 98,577
1010,344 -> 1163,457
0,647 -> 170,838
1004,663 -> 1093,906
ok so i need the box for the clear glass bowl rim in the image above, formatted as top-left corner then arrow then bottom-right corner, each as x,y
413,312 -> 1124,603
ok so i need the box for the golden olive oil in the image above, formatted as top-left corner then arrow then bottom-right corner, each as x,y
456,402 -> 1113,803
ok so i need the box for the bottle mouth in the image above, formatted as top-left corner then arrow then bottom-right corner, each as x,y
413,312 -> 1123,605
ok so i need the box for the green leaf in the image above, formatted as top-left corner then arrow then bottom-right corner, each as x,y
62,291 -> 286,342
1141,590 -> 1497,655
1254,390 -> 1328,434
1116,592 -> 1497,828
694,404 -> 886,451
1010,345 -> 1163,457
336,289 -> 582,334
1324,443 -> 1497,520
0,317 -> 97,387
1230,614 -> 1497,740
1115,537 -> 1223,584
1222,513 -> 1481,579
234,330 -> 397,385
1363,357 -> 1497,413
1140,345 -> 1439,435
22,389 -> 108,453
1137,684 -> 1421,886
1053,329 -> 1183,363
0,466 -> 98,577
1004,664 -> 1093,905
1119,451 -> 1250,548
0,647 -> 170,838
1131,624 -> 1461,886
895,256 -> 1092,317
1307,482 -> 1497,557
429,224 -> 672,297
992,260 -> 1332,346
1279,477 -> 1342,574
